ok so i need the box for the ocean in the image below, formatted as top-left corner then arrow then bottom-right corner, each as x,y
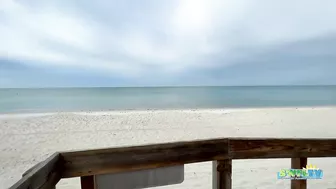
0,86 -> 336,113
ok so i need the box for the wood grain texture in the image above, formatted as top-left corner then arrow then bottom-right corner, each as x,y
229,138 -> 336,159
61,138 -> 336,178
9,153 -> 63,189
61,138 -> 229,178
291,158 -> 307,189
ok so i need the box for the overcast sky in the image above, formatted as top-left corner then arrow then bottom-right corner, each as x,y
1,0 -> 336,88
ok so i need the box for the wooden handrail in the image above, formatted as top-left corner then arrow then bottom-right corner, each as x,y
8,137 -> 336,189
61,137 -> 336,177
61,138 -> 229,178
229,138 -> 336,158
9,153 -> 63,189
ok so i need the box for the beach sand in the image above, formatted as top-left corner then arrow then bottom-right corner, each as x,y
1,107 -> 336,189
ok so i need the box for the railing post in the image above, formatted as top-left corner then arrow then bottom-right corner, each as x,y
81,176 -> 95,189
291,158 -> 307,189
213,159 -> 232,189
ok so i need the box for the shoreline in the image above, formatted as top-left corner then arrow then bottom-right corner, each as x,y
1,105 -> 336,117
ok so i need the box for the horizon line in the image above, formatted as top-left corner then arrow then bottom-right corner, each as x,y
1,84 -> 336,90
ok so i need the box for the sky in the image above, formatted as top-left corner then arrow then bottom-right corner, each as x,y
1,0 -> 336,88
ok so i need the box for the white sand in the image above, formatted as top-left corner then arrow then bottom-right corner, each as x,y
1,107 -> 336,189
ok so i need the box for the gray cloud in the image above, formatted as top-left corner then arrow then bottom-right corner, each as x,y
1,0 -> 336,87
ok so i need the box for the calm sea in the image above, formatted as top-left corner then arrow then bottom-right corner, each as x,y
0,86 -> 336,113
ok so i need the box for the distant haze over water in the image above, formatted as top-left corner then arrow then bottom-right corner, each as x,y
0,86 -> 336,113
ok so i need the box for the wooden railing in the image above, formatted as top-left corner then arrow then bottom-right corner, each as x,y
8,138 -> 336,189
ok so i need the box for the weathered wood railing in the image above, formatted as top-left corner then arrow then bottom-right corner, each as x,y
8,138 -> 336,189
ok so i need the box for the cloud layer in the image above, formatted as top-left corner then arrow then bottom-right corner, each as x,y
1,0 -> 336,87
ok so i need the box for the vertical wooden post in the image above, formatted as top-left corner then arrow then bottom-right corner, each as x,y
81,176 -> 95,189
213,159 -> 232,189
291,158 -> 307,189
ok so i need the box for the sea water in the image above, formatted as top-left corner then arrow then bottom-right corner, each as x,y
0,86 -> 336,113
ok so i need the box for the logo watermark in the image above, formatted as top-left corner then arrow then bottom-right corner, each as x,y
277,164 -> 323,180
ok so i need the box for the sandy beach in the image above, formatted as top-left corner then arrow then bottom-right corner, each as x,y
1,107 -> 336,189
